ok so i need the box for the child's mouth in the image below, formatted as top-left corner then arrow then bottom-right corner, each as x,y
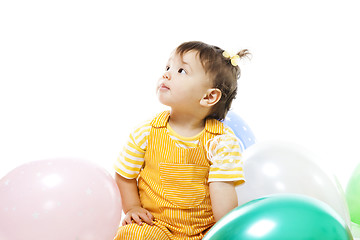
159,84 -> 170,90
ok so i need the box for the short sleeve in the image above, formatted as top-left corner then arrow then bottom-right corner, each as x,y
207,126 -> 245,186
113,121 -> 151,179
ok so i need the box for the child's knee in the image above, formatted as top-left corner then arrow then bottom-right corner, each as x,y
114,223 -> 169,240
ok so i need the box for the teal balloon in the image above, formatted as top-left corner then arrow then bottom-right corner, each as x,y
346,163 -> 360,225
204,194 -> 353,240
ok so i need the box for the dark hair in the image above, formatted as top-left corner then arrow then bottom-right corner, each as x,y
175,41 -> 250,121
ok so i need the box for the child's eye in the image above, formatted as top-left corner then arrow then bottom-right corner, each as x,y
165,66 -> 170,71
178,68 -> 187,74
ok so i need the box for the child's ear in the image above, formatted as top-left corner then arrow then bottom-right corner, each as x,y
200,88 -> 222,107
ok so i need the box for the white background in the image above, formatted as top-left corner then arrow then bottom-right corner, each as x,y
1,0 -> 359,191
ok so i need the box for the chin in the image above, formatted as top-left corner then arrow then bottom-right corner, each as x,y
157,96 -> 171,107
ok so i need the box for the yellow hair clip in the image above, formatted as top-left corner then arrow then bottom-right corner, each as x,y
222,51 -> 240,66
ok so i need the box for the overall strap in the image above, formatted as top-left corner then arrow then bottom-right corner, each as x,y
150,111 -> 170,128
201,118 -> 224,149
149,110 -> 225,153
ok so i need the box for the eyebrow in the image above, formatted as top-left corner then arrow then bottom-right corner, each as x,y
168,53 -> 193,71
182,61 -> 190,66
181,60 -> 192,71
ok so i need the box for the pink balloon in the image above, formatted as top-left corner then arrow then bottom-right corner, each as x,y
0,158 -> 122,240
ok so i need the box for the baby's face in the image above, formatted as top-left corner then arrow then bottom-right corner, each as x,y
157,51 -> 212,110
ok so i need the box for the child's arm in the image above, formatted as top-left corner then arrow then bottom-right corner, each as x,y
209,181 -> 238,222
115,173 -> 154,226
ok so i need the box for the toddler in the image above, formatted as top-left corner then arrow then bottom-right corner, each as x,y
113,41 -> 250,240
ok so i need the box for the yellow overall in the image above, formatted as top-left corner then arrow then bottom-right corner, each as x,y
114,111 -> 224,240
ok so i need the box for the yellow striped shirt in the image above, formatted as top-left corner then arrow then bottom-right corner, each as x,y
114,120 -> 244,185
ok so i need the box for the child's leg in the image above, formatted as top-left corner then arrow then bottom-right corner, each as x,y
113,223 -> 170,240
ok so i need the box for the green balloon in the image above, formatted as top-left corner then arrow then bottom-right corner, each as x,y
204,194 -> 352,240
346,163 -> 360,225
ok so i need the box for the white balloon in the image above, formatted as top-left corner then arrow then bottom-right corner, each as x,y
236,141 -> 351,227
351,222 -> 360,238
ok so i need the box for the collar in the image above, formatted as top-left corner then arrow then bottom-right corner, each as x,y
151,111 -> 223,135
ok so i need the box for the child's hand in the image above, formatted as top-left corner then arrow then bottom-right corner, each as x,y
122,206 -> 154,226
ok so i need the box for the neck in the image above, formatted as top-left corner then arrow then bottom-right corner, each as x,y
168,110 -> 207,137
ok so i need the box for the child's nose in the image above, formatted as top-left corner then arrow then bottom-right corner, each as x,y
163,71 -> 171,80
